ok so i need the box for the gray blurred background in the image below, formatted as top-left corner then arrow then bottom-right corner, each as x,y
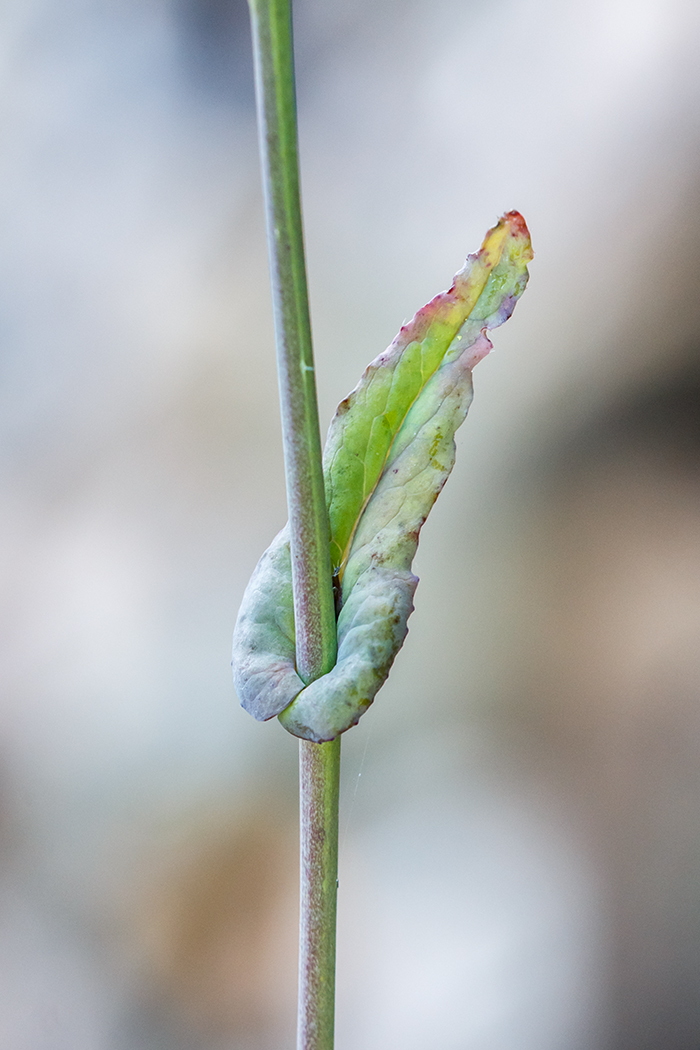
1,0 -> 700,1047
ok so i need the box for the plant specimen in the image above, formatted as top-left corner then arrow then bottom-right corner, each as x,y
232,1 -> 532,1046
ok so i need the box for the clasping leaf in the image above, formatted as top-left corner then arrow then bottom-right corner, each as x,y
232,211 -> 532,741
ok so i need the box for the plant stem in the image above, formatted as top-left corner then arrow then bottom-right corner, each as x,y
248,1 -> 339,1047
248,0 -> 336,684
299,736 -> 340,1049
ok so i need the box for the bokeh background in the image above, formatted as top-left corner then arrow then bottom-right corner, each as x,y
1,0 -> 700,1047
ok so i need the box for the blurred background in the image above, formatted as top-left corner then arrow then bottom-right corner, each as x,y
1,0 -> 699,1046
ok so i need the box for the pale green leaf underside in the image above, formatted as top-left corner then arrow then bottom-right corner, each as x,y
232,212 -> 532,741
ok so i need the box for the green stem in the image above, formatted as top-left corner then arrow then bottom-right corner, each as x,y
248,0 -> 336,684
298,736 -> 341,1049
248,1 -> 339,1047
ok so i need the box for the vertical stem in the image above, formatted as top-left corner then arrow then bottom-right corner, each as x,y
248,0 -> 336,683
248,2 -> 339,1048
299,736 -> 341,1050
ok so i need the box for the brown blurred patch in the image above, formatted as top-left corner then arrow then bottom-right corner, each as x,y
131,801 -> 298,1047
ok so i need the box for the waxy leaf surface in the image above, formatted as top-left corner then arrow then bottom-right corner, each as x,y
232,212 -> 532,741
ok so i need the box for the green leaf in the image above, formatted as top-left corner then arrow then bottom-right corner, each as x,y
232,212 -> 533,741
